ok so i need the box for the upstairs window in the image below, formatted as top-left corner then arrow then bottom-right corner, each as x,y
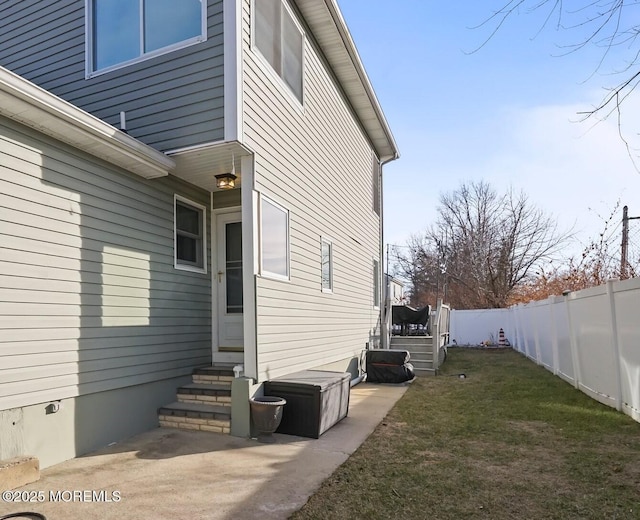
321,238 -> 333,292
372,155 -> 381,216
89,0 -> 206,74
254,0 -> 304,102
373,258 -> 380,308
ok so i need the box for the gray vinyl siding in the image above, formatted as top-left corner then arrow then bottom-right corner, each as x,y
242,0 -> 381,381
0,116 -> 212,411
0,0 -> 225,152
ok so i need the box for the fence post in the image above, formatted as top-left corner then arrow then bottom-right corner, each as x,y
606,279 -> 624,411
533,301 -> 542,366
549,296 -> 560,376
564,291 -> 581,390
514,304 -> 524,354
522,303 -> 532,360
433,299 -> 442,372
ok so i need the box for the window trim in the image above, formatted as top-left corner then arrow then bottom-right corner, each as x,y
250,0 -> 305,107
373,258 -> 380,309
174,194 -> 207,274
321,237 -> 333,293
372,154 -> 381,217
85,0 -> 208,78
259,194 -> 290,281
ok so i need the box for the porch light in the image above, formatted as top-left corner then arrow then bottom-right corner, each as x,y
215,173 -> 237,190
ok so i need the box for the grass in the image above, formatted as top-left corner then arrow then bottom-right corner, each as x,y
291,348 -> 640,520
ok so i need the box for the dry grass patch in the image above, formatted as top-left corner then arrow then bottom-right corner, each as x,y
291,348 -> 640,520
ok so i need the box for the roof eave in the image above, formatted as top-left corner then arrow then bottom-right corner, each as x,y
0,67 -> 175,179
295,0 -> 399,163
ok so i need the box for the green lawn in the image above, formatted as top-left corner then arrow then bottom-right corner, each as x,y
291,348 -> 640,520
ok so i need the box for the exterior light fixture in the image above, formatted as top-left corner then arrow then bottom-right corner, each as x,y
216,153 -> 237,190
215,173 -> 237,190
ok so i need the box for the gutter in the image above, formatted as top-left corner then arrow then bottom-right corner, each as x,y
0,66 -> 174,179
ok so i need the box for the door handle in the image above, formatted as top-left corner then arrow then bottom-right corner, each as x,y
218,270 -> 224,282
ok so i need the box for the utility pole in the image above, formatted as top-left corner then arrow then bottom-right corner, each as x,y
621,205 -> 640,279
621,206 -> 629,279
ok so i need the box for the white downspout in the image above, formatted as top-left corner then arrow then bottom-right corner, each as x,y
379,152 -> 398,349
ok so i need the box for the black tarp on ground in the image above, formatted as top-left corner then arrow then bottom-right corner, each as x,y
365,349 -> 415,383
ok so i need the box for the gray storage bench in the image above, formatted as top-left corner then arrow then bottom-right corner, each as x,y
263,370 -> 350,438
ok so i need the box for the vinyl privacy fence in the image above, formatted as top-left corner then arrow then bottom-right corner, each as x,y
450,277 -> 640,423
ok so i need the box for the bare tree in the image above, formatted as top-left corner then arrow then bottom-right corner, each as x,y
391,236 -> 441,307
479,1 -> 640,161
510,200 -> 637,303
397,181 -> 569,309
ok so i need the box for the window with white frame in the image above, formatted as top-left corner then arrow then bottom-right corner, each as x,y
260,196 -> 289,279
175,196 -> 206,272
372,155 -> 381,216
321,238 -> 333,292
373,258 -> 380,308
89,0 -> 206,73
254,0 -> 304,102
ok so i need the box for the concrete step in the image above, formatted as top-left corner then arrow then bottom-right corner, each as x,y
158,402 -> 231,434
192,365 -> 235,384
177,383 -> 232,407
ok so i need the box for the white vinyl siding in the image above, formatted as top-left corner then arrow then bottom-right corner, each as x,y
0,117 -> 211,412
242,0 -> 381,380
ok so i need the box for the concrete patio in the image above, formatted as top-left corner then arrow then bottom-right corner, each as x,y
0,383 -> 407,520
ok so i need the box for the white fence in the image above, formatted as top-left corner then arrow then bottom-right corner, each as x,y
450,308 -> 512,346
450,277 -> 640,423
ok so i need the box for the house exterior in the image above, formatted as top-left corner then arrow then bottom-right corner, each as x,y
386,274 -> 406,305
0,0 -> 398,469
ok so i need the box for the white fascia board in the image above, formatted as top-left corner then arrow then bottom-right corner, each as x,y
0,67 -> 175,179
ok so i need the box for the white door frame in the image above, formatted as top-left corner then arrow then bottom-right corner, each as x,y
211,206 -> 244,364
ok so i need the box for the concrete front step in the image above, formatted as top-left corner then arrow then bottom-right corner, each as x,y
192,365 -> 235,384
177,383 -> 232,406
158,402 -> 231,434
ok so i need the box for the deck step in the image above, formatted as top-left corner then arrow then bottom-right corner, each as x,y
158,402 -> 231,434
391,336 -> 432,345
413,367 -> 436,377
411,359 -> 434,371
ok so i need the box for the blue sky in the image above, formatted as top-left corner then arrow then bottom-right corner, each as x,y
338,1 -> 640,259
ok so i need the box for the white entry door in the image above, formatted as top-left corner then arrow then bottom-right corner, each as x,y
216,211 -> 244,350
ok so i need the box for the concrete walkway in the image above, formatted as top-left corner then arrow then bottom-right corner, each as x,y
0,383 -> 407,520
